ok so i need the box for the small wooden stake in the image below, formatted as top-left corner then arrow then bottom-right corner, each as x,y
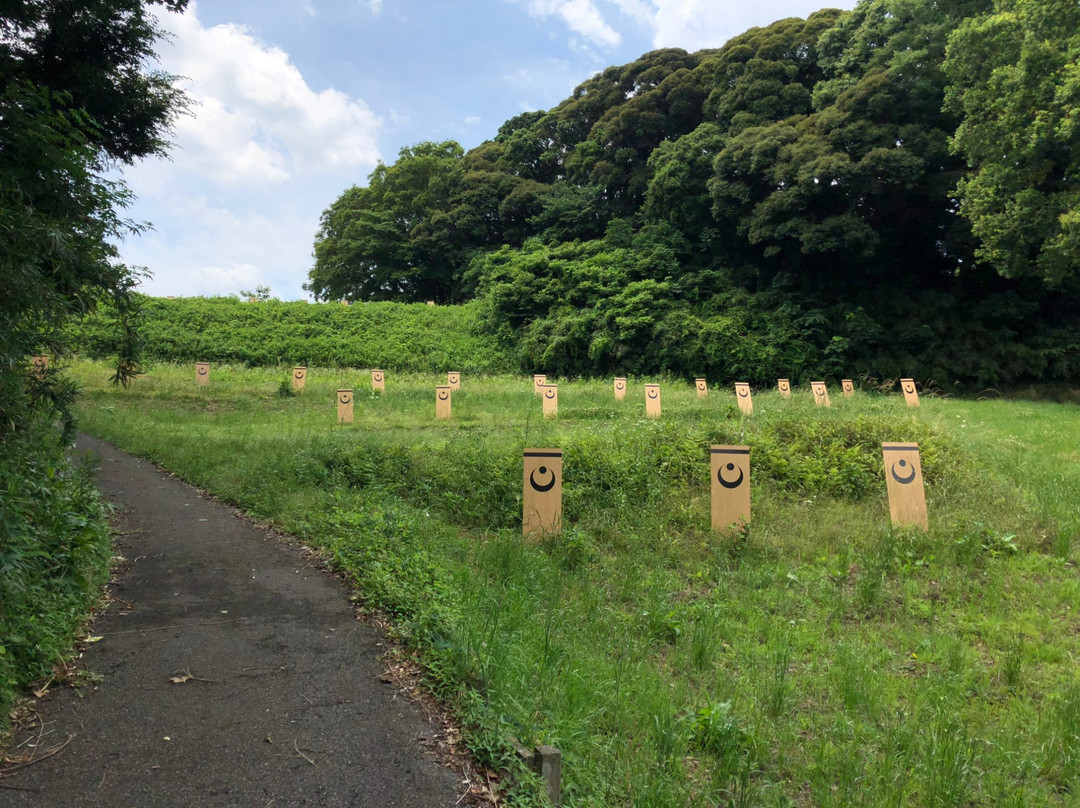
614,377 -> 627,401
371,369 -> 385,392
523,449 -> 562,537
711,445 -> 750,535
734,383 -> 753,415
337,389 -> 353,423
900,378 -> 920,407
435,385 -> 452,419
882,442 -> 928,529
645,384 -> 661,418
695,378 -> 708,398
195,362 -> 210,386
842,379 -> 854,397
533,374 -> 547,395
778,378 -> 791,398
811,381 -> 831,407
292,366 -> 307,391
447,371 -> 461,390
542,384 -> 558,418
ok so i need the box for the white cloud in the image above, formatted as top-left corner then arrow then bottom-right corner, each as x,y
517,0 -> 622,48
464,115 -> 482,125
360,0 -> 383,14
154,2 -> 381,186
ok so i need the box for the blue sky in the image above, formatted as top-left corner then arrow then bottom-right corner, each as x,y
122,0 -> 855,300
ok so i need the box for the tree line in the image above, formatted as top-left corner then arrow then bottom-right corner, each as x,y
308,0 -> 1079,389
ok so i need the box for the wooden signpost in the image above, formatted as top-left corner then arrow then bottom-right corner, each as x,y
371,369 -> 385,392
882,442 -> 928,529
734,383 -> 753,415
542,384 -> 558,418
337,389 -> 353,423
614,377 -> 627,401
811,381 -> 831,407
447,371 -> 461,391
292,366 -> 307,391
31,355 -> 49,378
695,378 -> 708,398
533,374 -> 547,395
711,445 -> 750,535
195,362 -> 210,386
778,379 -> 791,398
645,384 -> 661,418
436,385 -> 452,419
901,378 -> 920,407
842,379 -> 854,397
523,449 -> 562,537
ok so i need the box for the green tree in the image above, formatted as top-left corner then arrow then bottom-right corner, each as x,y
944,0 -> 1080,284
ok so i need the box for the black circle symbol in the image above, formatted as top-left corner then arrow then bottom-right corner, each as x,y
779,381 -> 789,391
718,462 -> 744,489
197,366 -> 208,376
374,373 -> 383,381
615,380 -> 625,390
738,387 -> 749,398
529,466 -> 556,492
904,383 -> 915,394
339,393 -> 351,405
890,459 -> 916,485
544,388 -> 555,399
294,369 -> 305,379
647,388 -> 658,399
438,390 -> 449,400
697,381 -> 706,390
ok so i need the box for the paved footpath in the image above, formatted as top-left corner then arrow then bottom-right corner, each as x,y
0,435 -> 461,807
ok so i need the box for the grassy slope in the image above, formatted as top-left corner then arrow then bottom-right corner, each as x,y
71,360 -> 1080,807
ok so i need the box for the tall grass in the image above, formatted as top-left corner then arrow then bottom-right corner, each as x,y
71,360 -> 1080,806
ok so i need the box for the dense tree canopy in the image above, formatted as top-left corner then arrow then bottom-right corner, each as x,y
311,0 -> 1079,389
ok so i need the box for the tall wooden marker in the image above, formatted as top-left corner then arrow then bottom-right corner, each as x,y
695,378 -> 708,398
371,369 -> 385,392
778,378 -> 791,398
31,355 -> 49,378
811,381 -> 831,407
292,366 -> 307,391
882,443 -> 927,529
195,362 -> 210,386
447,371 -> 461,391
711,445 -> 750,534
900,378 -> 920,407
533,374 -> 547,395
337,389 -> 353,423
842,379 -> 854,397
542,384 -> 558,418
435,385 -> 451,419
523,449 -> 562,537
645,384 -> 661,418
734,383 -> 753,415
614,377 -> 627,401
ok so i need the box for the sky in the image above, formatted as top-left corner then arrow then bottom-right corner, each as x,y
121,0 -> 857,300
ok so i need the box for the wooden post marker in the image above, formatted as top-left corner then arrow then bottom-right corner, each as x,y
31,354 -> 49,378
778,378 -> 791,398
195,362 -> 210,386
371,369 -> 385,392
436,385 -> 452,419
292,366 -> 307,391
711,445 -> 750,534
695,378 -> 708,398
523,449 -> 562,537
882,443 -> 927,529
900,378 -> 920,407
811,381 -> 831,407
645,384 -> 661,418
734,383 -> 753,415
447,371 -> 461,391
613,377 -> 627,401
337,389 -> 353,423
533,374 -> 547,395
542,384 -> 558,418
842,379 -> 854,397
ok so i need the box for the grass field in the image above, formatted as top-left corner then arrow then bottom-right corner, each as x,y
70,360 -> 1080,807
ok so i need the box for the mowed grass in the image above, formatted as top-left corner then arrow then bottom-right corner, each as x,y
71,360 -> 1080,808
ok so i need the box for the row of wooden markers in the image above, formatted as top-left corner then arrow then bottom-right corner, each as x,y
523,441 -> 928,539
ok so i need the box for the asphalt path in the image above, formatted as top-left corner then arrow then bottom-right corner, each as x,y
0,434 -> 461,807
